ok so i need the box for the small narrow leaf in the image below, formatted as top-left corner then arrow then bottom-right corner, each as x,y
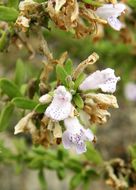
14,59 -> 26,86
73,94 -> 84,109
85,144 -> 103,165
74,73 -> 86,90
0,103 -> 14,131
70,173 -> 83,190
0,78 -> 22,98
0,6 -> 18,22
57,167 -> 66,180
12,97 -> 38,110
132,159 -> 136,171
34,104 -> 47,113
38,169 -> 47,190
128,144 -> 136,159
65,159 -> 82,172
64,58 -> 73,75
56,64 -> 68,85
0,30 -> 8,51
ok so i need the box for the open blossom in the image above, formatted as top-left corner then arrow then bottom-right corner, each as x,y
62,117 -> 94,154
45,86 -> 73,121
95,3 -> 126,31
79,68 -> 120,93
124,82 -> 136,101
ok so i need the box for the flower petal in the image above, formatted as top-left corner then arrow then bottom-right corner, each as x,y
79,70 -> 102,91
62,130 -> 73,149
107,16 -> 124,31
63,117 -> 94,154
124,82 -> 136,101
45,86 -> 72,121
45,100 -> 72,121
76,142 -> 87,154
95,3 -> 126,20
84,129 -> 94,142
99,68 -> 120,93
64,117 -> 83,132
79,68 -> 120,93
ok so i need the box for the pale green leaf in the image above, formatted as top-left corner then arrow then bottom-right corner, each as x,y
0,103 -> 14,131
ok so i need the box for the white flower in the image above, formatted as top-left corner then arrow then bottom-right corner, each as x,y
62,117 -> 94,154
79,68 -> 120,93
95,3 -> 126,31
124,82 -> 136,101
39,94 -> 52,104
45,86 -> 73,121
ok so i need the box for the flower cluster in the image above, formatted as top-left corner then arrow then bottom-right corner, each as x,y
15,0 -> 127,37
14,52 -> 120,154
48,0 -> 126,37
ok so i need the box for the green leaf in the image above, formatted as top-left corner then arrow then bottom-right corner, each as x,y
128,144 -> 136,159
8,0 -> 19,9
57,167 -> 66,180
128,0 -> 136,8
0,103 -> 14,131
64,58 -> 73,75
14,59 -> 26,86
38,169 -> 47,190
65,159 -> 82,172
12,97 -> 38,110
85,169 -> 99,180
56,64 -> 68,85
74,73 -> 86,90
0,6 -> 18,22
132,159 -> 136,171
34,0 -> 47,2
34,104 -> 47,113
70,173 -> 83,190
0,78 -> 22,98
83,0 -> 92,4
73,94 -> 84,109
85,144 -> 103,165
29,157 -> 44,169
0,30 -> 8,51
83,0 -> 102,6
45,160 -> 61,170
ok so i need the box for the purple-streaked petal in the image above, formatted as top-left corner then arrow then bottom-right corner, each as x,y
62,131 -> 72,149
45,100 -> 72,121
76,142 -> 87,154
79,68 -> 120,93
107,16 -> 124,31
45,86 -> 72,121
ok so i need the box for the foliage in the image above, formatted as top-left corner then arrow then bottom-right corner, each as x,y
0,0 -> 136,189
